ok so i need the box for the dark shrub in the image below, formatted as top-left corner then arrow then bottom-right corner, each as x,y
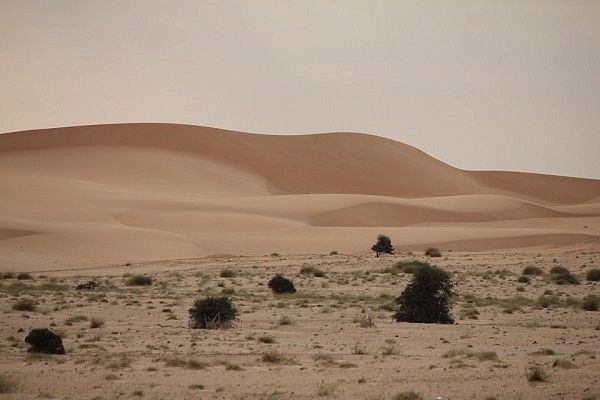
550,267 -> 579,285
582,295 -> 599,311
12,298 -> 36,311
299,265 -> 326,277
76,280 -> 98,290
394,264 -> 454,324
126,275 -> 153,286
0,272 -> 16,280
17,272 -> 32,280
25,328 -> 65,354
587,268 -> 600,282
526,365 -> 547,382
219,269 -> 236,278
522,266 -> 543,276
424,248 -> 441,257
393,260 -> 429,274
268,275 -> 296,294
371,234 -> 394,258
517,276 -> 530,283
189,296 -> 238,329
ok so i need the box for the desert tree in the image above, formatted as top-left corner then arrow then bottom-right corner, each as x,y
371,234 -> 394,257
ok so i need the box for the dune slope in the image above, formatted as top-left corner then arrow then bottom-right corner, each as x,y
0,123 -> 599,270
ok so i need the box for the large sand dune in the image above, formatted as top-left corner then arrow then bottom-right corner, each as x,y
1,123 -> 599,270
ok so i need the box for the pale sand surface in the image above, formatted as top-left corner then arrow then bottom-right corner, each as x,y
0,251 -> 598,399
0,123 -> 599,270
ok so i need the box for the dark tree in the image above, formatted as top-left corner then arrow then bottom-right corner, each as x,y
268,275 -> 296,294
25,328 -> 65,354
189,296 -> 238,329
371,234 -> 394,257
394,264 -> 454,324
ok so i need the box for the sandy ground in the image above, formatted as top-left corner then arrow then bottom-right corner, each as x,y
0,250 -> 599,400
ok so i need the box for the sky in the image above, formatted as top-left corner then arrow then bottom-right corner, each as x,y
1,1 -> 599,178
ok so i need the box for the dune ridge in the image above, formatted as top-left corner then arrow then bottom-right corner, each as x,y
0,123 -> 599,270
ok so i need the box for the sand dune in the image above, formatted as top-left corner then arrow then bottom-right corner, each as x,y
0,123 -> 599,270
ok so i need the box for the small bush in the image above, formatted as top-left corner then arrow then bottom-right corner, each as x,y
76,280 -> 98,290
278,316 -> 294,326
424,247 -> 441,257
393,260 -> 429,274
300,266 -> 326,277
371,234 -> 394,257
126,275 -> 152,286
394,264 -> 454,324
268,275 -> 296,294
522,266 -> 543,276
526,365 -> 547,382
219,269 -> 236,278
189,296 -> 238,329
517,276 -> 530,283
17,272 -> 32,280
0,374 -> 17,394
582,295 -> 599,311
90,318 -> 105,328
550,267 -> 579,285
261,351 -> 286,363
329,251 -> 338,255
12,298 -> 36,311
393,392 -> 423,400
257,335 -> 275,344
587,268 -> 600,281
0,272 -> 16,280
537,295 -> 561,308
65,315 -> 88,325
25,328 -> 65,354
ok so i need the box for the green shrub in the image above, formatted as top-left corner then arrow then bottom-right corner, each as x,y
424,247 -> 441,257
126,275 -> 153,286
537,295 -> 561,308
300,266 -> 325,277
17,272 -> 32,280
12,298 -> 36,311
25,328 -> 65,354
371,234 -> 394,257
394,264 -> 454,324
268,275 -> 296,294
587,268 -> 600,282
188,296 -> 238,329
582,295 -> 599,311
522,266 -> 544,276
393,392 -> 423,400
549,267 -> 579,285
526,365 -> 547,382
393,260 -> 429,274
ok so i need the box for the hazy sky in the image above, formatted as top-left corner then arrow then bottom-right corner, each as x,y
1,1 -> 599,178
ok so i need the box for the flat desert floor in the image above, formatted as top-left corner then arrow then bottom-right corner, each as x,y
1,249 -> 599,400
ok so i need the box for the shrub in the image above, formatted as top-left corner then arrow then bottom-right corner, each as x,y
371,234 -> 394,257
550,267 -> 579,285
424,247 -> 441,257
0,272 -> 16,280
393,260 -> 429,274
76,280 -> 98,290
126,275 -> 153,286
330,251 -> 338,255
219,269 -> 236,278
90,318 -> 105,328
188,296 -> 238,329
394,264 -> 454,324
17,272 -> 32,280
12,298 -> 36,311
526,365 -> 547,382
393,392 -> 423,400
582,295 -> 599,311
517,276 -> 530,283
25,328 -> 65,354
300,266 -> 326,277
587,268 -> 600,281
268,275 -> 296,294
522,266 -> 543,276
0,374 -> 17,394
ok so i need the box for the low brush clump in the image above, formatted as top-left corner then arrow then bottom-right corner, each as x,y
526,364 -> 547,382
424,247 -> 441,257
390,260 -> 429,274
126,275 -> 153,286
25,328 -> 65,354
299,265 -> 326,277
12,297 -> 36,311
582,295 -> 599,311
522,266 -> 544,276
0,374 -> 17,394
549,266 -> 579,285
268,275 -> 296,294
189,296 -> 238,329
587,268 -> 600,282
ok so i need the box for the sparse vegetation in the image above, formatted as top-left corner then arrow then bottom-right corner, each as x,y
0,374 -> 17,394
126,275 -> 153,286
17,272 -> 33,280
424,247 -> 441,257
526,364 -> 547,382
587,268 -> 600,282
390,260 -> 429,275
189,296 -> 238,329
549,266 -> 579,285
300,265 -> 326,277
371,234 -> 394,257
582,295 -> 599,311
220,268 -> 236,278
522,266 -> 543,276
392,392 -> 423,400
25,328 -> 65,354
12,297 -> 36,311
394,264 -> 454,324
90,317 -> 105,328
268,275 -> 296,294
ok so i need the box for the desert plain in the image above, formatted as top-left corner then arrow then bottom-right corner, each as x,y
0,124 -> 599,399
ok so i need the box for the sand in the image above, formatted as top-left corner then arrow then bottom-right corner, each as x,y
0,123 -> 599,270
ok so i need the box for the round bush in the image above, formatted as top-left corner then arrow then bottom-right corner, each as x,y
424,248 -> 441,257
25,328 -> 65,354
586,268 -> 600,282
582,295 -> 599,311
394,264 -> 454,324
268,275 -> 296,294
189,296 -> 238,329
522,266 -> 543,276
550,267 -> 579,285
126,275 -> 153,286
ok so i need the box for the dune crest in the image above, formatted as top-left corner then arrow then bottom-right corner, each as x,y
0,123 -> 598,270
